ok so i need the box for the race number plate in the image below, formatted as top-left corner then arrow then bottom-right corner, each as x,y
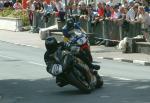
51,64 -> 63,76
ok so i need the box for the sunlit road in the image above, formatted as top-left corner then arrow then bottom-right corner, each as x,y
0,41 -> 150,103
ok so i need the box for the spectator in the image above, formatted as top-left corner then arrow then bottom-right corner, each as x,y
41,1 -> 53,22
3,0 -> 13,8
55,0 -> 65,12
42,1 -> 53,14
91,2 -> 96,12
51,1 -> 58,12
122,1 -> 129,9
110,6 -> 116,20
104,4 -> 111,18
33,0 -> 43,11
78,0 -> 87,15
71,3 -> 78,15
26,0 -> 35,26
106,0 -> 114,7
119,6 -> 127,19
86,4 -> 96,32
137,6 -> 150,41
67,0 -> 74,15
55,0 -> 65,21
113,5 -> 121,19
13,0 -> 22,10
0,0 -> 4,10
128,1 -> 135,9
97,2 -> 105,19
126,4 -> 139,22
137,6 -> 150,30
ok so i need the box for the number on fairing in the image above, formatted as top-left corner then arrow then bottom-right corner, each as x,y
51,64 -> 63,75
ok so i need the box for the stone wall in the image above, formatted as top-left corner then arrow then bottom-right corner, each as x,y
0,17 -> 22,31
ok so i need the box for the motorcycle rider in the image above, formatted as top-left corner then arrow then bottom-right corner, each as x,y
61,18 -> 100,71
44,36 -> 70,87
44,36 -> 103,88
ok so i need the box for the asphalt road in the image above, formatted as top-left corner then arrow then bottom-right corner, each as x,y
0,41 -> 150,103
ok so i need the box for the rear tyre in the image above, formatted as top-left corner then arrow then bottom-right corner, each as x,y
95,75 -> 103,88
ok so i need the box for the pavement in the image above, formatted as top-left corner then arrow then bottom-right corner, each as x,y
0,29 -> 150,66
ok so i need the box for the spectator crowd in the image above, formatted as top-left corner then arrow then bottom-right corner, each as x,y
0,0 -> 150,40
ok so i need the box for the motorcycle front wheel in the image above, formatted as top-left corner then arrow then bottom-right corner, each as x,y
67,68 -> 92,93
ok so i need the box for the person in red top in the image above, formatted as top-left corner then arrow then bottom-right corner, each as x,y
97,2 -> 104,18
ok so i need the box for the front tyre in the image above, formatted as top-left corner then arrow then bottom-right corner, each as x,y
67,70 -> 92,93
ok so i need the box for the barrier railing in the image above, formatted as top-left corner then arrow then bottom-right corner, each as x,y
82,19 -> 142,41
32,13 -> 145,42
31,12 -> 56,33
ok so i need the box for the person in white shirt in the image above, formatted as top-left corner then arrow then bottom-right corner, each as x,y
137,6 -> 150,29
13,0 -> 22,10
126,4 -> 139,22
55,0 -> 65,21
106,0 -> 114,7
55,0 -> 65,12
137,6 -> 150,41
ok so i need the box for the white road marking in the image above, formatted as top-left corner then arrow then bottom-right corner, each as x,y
0,54 -> 46,67
98,74 -> 133,81
112,77 -> 133,81
0,54 -> 16,59
113,58 -> 123,61
133,60 -> 147,65
97,57 -> 104,59
28,61 -> 46,67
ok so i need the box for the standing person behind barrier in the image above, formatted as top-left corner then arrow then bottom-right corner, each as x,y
106,0 -> 114,7
13,0 -> 22,10
55,0 -> 65,21
0,0 -> 4,10
71,3 -> 78,15
137,6 -> 150,28
137,6 -> 150,41
126,4 -> 139,22
61,18 -> 100,71
119,6 -> 127,19
78,0 -> 87,15
86,4 -> 96,33
104,4 -> 111,18
78,0 -> 88,20
41,1 -> 53,23
3,0 -> 13,8
50,1 -> 58,12
26,0 -> 35,28
97,2 -> 105,19
109,5 -> 115,20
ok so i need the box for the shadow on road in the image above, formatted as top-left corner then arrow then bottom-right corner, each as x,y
0,77 -> 150,103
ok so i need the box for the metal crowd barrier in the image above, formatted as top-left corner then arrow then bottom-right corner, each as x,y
80,19 -> 142,42
31,13 -> 143,42
31,12 -> 56,33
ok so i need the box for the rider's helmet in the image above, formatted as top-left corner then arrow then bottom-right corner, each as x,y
45,37 -> 58,53
62,18 -> 75,38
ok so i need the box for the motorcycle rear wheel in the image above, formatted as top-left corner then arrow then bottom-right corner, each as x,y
95,75 -> 103,88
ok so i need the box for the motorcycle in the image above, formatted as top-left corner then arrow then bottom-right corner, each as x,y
44,38 -> 103,93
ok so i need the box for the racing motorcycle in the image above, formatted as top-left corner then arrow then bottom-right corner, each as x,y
44,38 -> 103,93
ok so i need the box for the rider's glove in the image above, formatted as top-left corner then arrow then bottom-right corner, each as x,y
59,42 -> 71,50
